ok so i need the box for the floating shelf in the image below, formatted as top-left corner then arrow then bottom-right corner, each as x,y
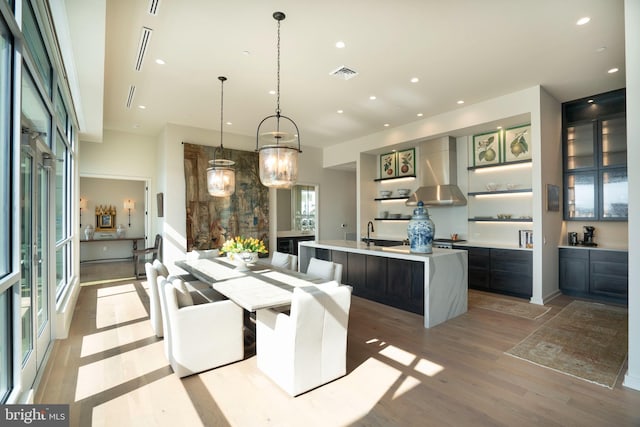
467,159 -> 532,171
374,174 -> 416,182
374,196 -> 409,201
468,217 -> 533,222
468,188 -> 533,196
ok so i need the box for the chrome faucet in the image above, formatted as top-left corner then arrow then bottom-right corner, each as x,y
366,221 -> 375,246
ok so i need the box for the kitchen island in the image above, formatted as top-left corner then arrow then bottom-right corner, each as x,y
299,240 -> 468,328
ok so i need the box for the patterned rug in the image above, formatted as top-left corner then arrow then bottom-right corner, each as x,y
506,300 -> 628,389
469,290 -> 551,320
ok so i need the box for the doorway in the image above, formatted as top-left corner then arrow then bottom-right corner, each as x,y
19,131 -> 53,389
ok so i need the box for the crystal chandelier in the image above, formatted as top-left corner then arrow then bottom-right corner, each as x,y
207,76 -> 235,197
255,11 -> 302,189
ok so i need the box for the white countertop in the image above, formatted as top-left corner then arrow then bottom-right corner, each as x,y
277,230 -> 315,238
299,239 -> 466,261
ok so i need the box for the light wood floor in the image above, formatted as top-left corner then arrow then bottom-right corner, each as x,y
36,267 -> 640,426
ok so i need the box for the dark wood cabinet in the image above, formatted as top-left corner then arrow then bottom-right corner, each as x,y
456,246 -> 532,298
559,248 -> 628,304
276,235 -> 315,256
559,248 -> 589,293
563,89 -> 627,221
327,249 -> 424,315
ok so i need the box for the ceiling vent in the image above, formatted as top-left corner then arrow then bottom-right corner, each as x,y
135,27 -> 153,71
126,85 -> 136,109
148,0 -> 160,15
330,65 -> 358,80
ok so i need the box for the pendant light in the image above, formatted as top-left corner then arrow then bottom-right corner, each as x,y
207,76 -> 236,197
255,11 -> 302,189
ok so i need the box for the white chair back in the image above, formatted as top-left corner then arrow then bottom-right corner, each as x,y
271,251 -> 298,271
306,257 -> 343,283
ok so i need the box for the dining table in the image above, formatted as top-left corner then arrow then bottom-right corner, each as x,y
174,256 -> 327,312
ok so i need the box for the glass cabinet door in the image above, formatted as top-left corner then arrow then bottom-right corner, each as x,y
565,122 -> 595,170
566,173 -> 596,219
601,169 -> 628,218
601,117 -> 627,167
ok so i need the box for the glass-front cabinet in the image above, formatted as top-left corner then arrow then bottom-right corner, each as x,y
563,89 -> 627,221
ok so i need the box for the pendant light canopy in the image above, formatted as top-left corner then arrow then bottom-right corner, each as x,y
207,76 -> 236,197
255,11 -> 302,189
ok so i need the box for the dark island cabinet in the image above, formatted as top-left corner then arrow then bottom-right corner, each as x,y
560,248 -> 628,304
323,249 -> 424,315
454,246 -> 532,299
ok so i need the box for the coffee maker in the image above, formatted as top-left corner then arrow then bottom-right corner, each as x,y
583,225 -> 596,246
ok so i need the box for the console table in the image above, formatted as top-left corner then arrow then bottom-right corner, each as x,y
80,237 -> 145,262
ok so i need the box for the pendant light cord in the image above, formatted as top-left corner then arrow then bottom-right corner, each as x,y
276,18 -> 281,132
220,77 -> 224,150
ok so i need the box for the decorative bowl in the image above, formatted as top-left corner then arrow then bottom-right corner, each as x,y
389,213 -> 401,219
396,188 -> 411,197
379,190 -> 392,198
506,183 -> 520,190
496,213 -> 512,219
485,182 -> 500,191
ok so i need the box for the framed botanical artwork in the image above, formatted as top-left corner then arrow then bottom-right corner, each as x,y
504,124 -> 531,162
397,148 -> 415,176
472,131 -> 500,166
380,152 -> 397,178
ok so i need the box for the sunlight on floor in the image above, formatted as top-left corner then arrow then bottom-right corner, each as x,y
75,341 -> 167,401
80,320 -> 155,358
96,283 -> 148,329
92,374 -> 203,427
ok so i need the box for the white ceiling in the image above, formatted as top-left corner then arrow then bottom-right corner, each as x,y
59,0 -> 626,148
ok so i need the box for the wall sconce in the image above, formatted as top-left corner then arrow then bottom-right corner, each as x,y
123,199 -> 135,227
79,198 -> 88,228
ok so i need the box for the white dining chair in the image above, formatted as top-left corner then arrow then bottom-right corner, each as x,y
256,281 -> 352,396
306,257 -> 343,283
270,251 -> 298,271
159,276 -> 244,378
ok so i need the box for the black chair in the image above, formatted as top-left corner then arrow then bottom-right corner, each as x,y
133,234 -> 162,278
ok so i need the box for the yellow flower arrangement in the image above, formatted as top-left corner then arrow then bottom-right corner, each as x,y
220,236 -> 267,254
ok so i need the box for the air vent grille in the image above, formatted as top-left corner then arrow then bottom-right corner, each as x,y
330,65 -> 358,80
126,85 -> 136,109
148,0 -> 160,15
135,27 -> 153,71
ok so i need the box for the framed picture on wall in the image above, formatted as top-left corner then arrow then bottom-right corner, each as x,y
379,152 -> 397,178
504,124 -> 531,162
397,148 -> 415,176
472,131 -> 500,166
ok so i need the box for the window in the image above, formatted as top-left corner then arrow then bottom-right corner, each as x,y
21,0 -> 52,97
0,17 -> 11,278
0,290 -> 12,402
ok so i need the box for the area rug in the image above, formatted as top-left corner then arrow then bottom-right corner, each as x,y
505,300 -> 628,389
468,290 -> 551,320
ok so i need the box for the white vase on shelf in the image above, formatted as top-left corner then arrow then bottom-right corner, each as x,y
84,225 -> 94,240
116,224 -> 126,238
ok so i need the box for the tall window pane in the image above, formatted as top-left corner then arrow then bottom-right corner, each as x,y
0,290 -> 12,403
55,130 -> 66,241
0,19 -> 11,278
21,0 -> 52,97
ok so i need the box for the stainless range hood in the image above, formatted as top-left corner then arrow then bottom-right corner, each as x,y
405,136 -> 467,207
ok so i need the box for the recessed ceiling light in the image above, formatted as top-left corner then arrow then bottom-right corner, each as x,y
269,90 -> 276,95
242,50 -> 250,55
155,58 -> 165,65
608,67 -> 619,74
587,99 -> 595,103
138,105 -> 146,109
369,95 -> 377,100
384,123 -> 390,127
576,17 -> 591,25
335,41 -> 345,49
596,46 -> 607,53
337,110 -> 344,114
417,113 -> 423,117
410,77 -> 419,83
226,121 -> 232,125
457,100 -> 464,105
497,126 -> 502,129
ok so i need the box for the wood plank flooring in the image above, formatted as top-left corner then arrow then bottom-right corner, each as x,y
36,273 -> 640,426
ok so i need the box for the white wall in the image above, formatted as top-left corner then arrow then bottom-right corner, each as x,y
623,0 -> 640,392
